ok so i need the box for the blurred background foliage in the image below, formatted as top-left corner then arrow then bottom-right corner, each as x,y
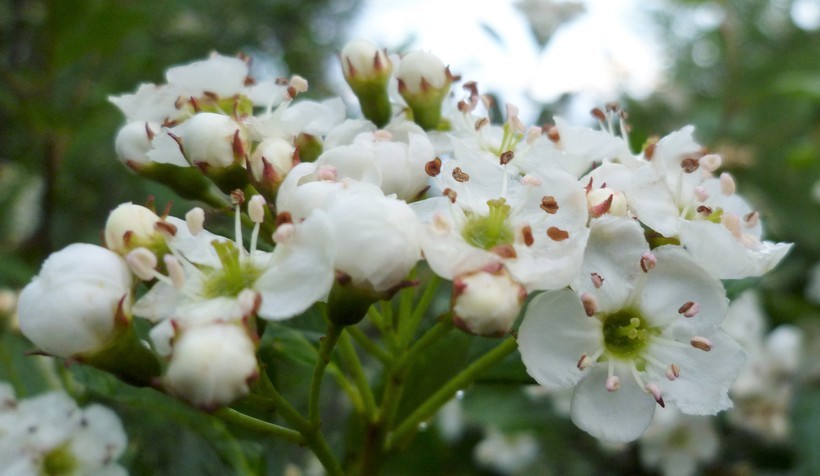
1,0 -> 819,474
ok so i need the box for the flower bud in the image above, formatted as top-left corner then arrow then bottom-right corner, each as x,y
587,187 -> 628,217
452,267 -> 526,337
164,324 -> 258,409
17,244 -> 132,358
114,121 -> 160,166
248,137 -> 296,200
176,112 -> 248,169
104,202 -> 165,256
397,50 -> 454,130
340,39 -> 393,128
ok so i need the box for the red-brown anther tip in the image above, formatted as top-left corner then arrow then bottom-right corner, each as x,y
500,150 -> 515,165
678,301 -> 699,318
443,188 -> 458,203
547,227 -> 569,241
540,196 -> 559,214
522,225 -> 534,247
155,220 -> 178,236
458,100 -> 471,112
463,81 -> 478,96
491,244 -> 517,259
425,158 -> 442,177
591,107 -> 606,122
452,167 -> 470,182
690,337 -> 713,351
656,396 -> 666,408
203,91 -> 219,101
230,189 -> 245,206
144,122 -> 155,141
275,211 -> 293,227
589,194 -> 614,218
681,157 -> 699,173
545,125 -> 560,143
577,354 -> 589,370
474,117 -> 489,131
275,77 -> 289,86
697,205 -> 713,216
644,142 -> 656,160
244,75 -> 256,87
591,272 -> 604,289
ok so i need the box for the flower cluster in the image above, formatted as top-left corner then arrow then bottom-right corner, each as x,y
16,42 -> 791,445
0,382 -> 128,475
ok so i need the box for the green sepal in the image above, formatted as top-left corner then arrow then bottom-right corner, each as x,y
76,303 -> 161,387
294,133 -> 323,164
325,276 -> 389,327
348,81 -> 392,129
199,162 -> 250,196
132,161 -> 214,201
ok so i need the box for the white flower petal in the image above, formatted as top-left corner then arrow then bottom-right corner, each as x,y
518,289 -> 601,388
570,364 -> 657,442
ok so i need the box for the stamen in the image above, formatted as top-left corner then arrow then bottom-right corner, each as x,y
546,227 -> 569,241
452,167 -> 470,182
652,336 -> 690,349
540,196 -> 559,214
581,293 -> 598,317
665,363 -> 681,381
744,211 -> 759,228
680,158 -> 699,173
699,154 -> 722,172
694,186 -> 709,202
186,207 -> 205,236
525,126 -> 541,144
164,255 -> 185,289
590,272 -> 604,289
720,172 -> 736,195
640,252 -> 657,273
606,360 -> 619,391
273,223 -> 295,244
425,158 -> 442,177
690,336 -> 713,351
443,188 -> 458,203
721,214 -> 742,239
249,195 -> 266,224
521,225 -> 534,247
474,117 -> 489,131
545,124 -> 560,143
499,150 -> 514,165
678,301 -> 700,318
126,248 -> 159,281
521,174 -> 542,187
645,383 -> 665,407
577,346 -> 605,370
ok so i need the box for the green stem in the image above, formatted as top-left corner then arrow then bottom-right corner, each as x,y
308,322 -> 343,427
347,325 -> 391,365
392,317 -> 452,374
338,331 -> 377,419
386,336 -> 518,450
215,408 -> 303,444
398,275 -> 441,347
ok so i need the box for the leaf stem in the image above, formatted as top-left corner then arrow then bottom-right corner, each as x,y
215,408 -> 303,444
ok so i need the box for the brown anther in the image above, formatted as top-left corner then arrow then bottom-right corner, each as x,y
425,158 -> 442,177
577,353 -> 589,370
458,100 -> 471,112
144,122 -> 155,141
452,167 -> 470,182
605,102 -> 620,112
680,157 -> 699,173
521,225 -> 534,247
491,244 -> 517,259
232,130 -> 245,158
463,81 -> 479,97
286,86 -> 297,98
443,188 -> 458,203
243,76 -> 256,87
154,220 -> 178,236
591,272 -> 604,289
590,107 -> 606,122
690,337 -> 713,352
744,211 -> 759,228
162,118 -> 179,128
275,212 -> 293,227
640,252 -> 657,273
581,293 -> 597,317
696,205 -> 713,216
203,91 -> 219,101
540,196 -> 559,214
666,363 -> 681,381
643,137 -> 659,160
545,124 -> 560,142
275,77 -> 289,86
500,150 -> 515,165
678,301 -> 700,318
589,194 -> 614,218
230,189 -> 245,206
547,226 -> 569,241
474,117 -> 489,130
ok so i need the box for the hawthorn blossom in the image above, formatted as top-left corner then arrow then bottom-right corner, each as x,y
518,217 -> 745,442
0,383 -> 128,476
638,409 -> 719,476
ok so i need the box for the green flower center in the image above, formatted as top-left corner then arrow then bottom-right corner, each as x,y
462,198 -> 515,250
602,310 -> 655,359
41,443 -> 77,476
202,241 -> 262,298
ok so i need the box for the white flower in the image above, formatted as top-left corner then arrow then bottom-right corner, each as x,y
396,50 -> 449,96
163,323 -> 258,409
452,266 -> 526,336
114,120 -> 162,166
18,244 -> 132,358
173,112 -> 247,169
0,386 -> 127,476
518,217 -> 745,442
473,428 -> 539,475
340,39 -> 391,82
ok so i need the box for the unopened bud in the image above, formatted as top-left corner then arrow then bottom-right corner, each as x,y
340,39 -> 392,128
397,50 -> 454,130
104,203 -> 163,256
452,269 -> 526,337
